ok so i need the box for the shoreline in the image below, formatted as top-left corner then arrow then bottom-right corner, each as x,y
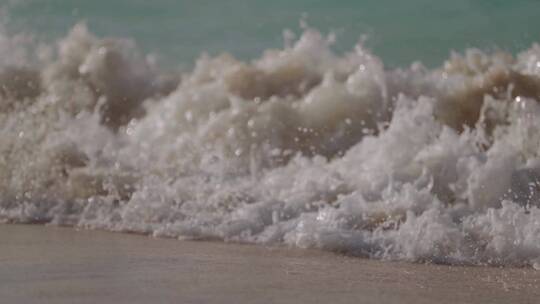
1,224 -> 539,303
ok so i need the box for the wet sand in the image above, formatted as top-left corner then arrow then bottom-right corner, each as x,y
1,224 -> 539,304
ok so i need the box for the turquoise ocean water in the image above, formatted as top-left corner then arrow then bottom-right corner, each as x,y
6,0 -> 540,67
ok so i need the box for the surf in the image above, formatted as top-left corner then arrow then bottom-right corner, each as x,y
2,22 -> 540,268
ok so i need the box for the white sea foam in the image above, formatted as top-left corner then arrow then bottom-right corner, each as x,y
2,23 -> 540,267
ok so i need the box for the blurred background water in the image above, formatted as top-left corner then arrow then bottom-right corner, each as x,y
5,0 -> 540,68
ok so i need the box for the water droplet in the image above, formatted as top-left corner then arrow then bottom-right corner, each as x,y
185,111 -> 193,122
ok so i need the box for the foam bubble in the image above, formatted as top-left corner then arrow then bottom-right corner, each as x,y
2,23 -> 540,267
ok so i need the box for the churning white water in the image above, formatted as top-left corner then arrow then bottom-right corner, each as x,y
2,23 -> 540,268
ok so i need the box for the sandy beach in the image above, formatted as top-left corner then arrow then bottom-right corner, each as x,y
0,224 -> 538,303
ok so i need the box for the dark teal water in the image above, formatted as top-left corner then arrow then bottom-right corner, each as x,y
6,1 -> 540,67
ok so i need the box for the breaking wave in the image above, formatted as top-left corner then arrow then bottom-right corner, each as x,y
3,23 -> 540,268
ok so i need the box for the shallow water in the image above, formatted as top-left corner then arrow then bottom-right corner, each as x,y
2,4 -> 540,268
3,225 -> 539,304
